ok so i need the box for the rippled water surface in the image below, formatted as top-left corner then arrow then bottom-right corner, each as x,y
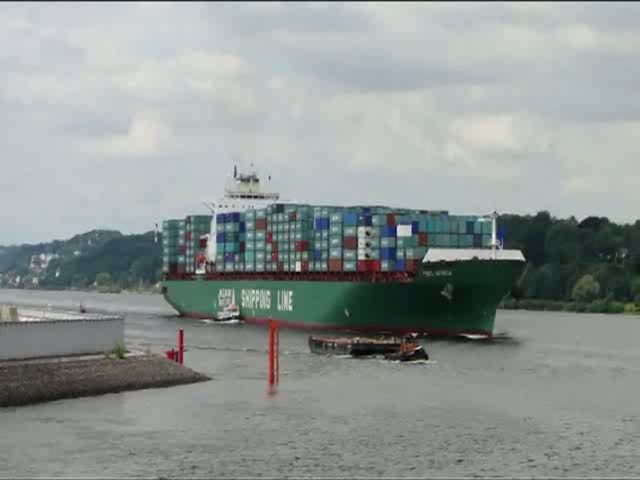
1,289 -> 639,478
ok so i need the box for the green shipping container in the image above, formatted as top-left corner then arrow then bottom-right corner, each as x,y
381,260 -> 396,272
343,226 -> 357,237
225,242 -> 239,253
381,238 -> 396,248
343,261 -> 357,272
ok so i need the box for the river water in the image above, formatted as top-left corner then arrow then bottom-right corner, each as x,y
1,288 -> 639,478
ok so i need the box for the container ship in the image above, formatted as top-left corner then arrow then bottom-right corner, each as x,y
160,165 -> 526,337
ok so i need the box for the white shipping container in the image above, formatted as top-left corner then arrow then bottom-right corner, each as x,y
397,225 -> 413,237
358,238 -> 374,249
296,261 -> 302,272
357,226 -> 379,238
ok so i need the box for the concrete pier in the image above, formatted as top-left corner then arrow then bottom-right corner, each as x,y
0,304 -> 210,408
0,352 -> 210,408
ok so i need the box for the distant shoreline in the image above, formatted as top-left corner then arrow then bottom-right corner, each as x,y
501,298 -> 640,315
0,285 -> 161,295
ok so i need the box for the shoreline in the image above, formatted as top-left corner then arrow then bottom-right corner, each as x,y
3,286 -> 639,316
0,352 -> 210,408
501,298 -> 640,315
0,286 -> 161,295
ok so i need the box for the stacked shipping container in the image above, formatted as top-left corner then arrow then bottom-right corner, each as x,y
162,219 -> 184,274
186,215 -> 212,273
163,205 -> 493,275
162,216 -> 212,274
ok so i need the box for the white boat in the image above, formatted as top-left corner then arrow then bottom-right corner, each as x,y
215,304 -> 241,321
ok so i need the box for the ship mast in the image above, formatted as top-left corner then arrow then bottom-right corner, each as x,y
490,211 -> 498,259
479,211 -> 500,259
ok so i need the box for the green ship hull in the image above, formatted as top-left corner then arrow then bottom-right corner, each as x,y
162,254 -> 526,337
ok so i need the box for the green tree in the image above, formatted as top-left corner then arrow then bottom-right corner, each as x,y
572,274 -> 600,303
71,274 -> 88,289
96,272 -> 112,289
631,276 -> 640,304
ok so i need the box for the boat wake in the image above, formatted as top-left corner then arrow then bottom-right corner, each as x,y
200,319 -> 243,325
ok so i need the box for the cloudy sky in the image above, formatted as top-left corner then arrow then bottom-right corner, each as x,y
2,1 -> 639,245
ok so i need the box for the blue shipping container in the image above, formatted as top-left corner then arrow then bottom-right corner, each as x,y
381,225 -> 397,238
239,222 -> 246,233
396,259 -> 405,271
224,252 -> 234,261
381,247 -> 397,261
314,218 -> 330,230
364,215 -> 373,226
216,232 -> 225,243
230,212 -> 241,223
343,212 -> 358,226
411,221 -> 419,234
314,250 -> 323,261
216,213 -> 226,224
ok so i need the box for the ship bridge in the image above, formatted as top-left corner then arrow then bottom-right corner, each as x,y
201,163 -> 295,266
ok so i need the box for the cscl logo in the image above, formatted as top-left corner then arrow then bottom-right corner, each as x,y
218,289 -> 236,308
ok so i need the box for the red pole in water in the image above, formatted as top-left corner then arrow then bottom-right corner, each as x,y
178,329 -> 184,365
268,321 -> 275,386
275,323 -> 279,385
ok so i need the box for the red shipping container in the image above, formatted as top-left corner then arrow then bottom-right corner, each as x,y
387,214 -> 396,226
295,240 -> 309,252
272,252 -> 279,261
301,260 -> 309,272
370,260 -> 381,272
266,232 -> 273,243
419,233 -> 428,246
255,219 -> 267,230
179,245 -> 186,254
240,241 -> 245,253
343,236 -> 357,250
272,241 -> 278,252
177,265 -> 185,274
357,260 -> 369,272
329,259 -> 343,272
185,232 -> 192,241
289,211 -> 297,221
405,260 -> 418,272
277,262 -> 284,272
199,238 -> 207,248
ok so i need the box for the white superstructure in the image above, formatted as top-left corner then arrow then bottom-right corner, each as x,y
201,164 -> 294,269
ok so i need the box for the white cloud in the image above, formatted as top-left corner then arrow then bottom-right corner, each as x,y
84,112 -> 174,157
1,2 -> 640,244
563,176 -> 607,194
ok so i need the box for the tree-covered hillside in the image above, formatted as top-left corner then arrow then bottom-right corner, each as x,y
0,231 -> 162,292
500,211 -> 640,313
